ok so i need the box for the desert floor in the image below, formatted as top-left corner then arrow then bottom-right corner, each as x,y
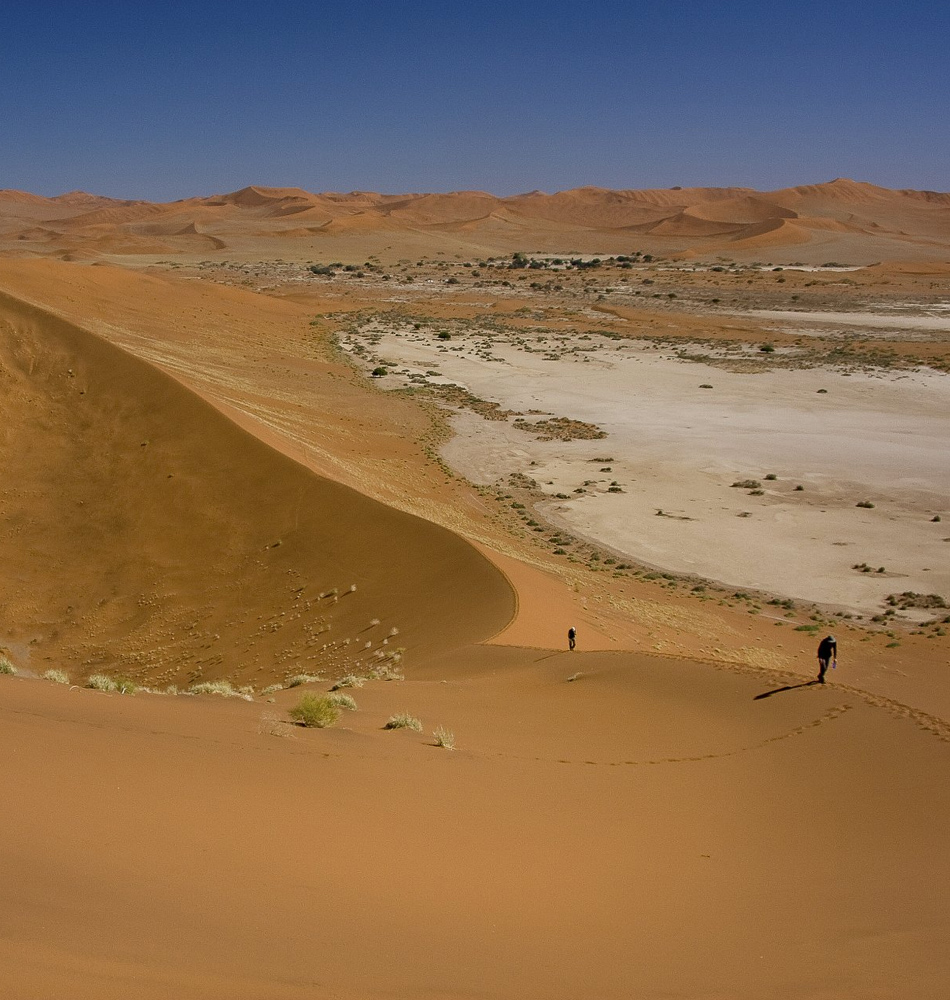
1,194 -> 949,998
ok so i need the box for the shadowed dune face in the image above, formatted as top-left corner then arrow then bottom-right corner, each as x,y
0,292 -> 514,685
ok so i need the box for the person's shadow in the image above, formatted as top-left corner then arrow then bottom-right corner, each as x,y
753,680 -> 821,701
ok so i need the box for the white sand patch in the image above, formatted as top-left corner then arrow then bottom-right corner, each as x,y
741,309 -> 950,332
354,322 -> 950,615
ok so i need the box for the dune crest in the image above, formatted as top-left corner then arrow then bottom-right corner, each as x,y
1,179 -> 947,262
0,290 -> 514,685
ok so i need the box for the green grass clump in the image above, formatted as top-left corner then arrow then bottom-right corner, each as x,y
289,693 -> 341,728
384,713 -> 422,732
43,669 -> 70,685
0,657 -> 16,676
327,692 -> 358,711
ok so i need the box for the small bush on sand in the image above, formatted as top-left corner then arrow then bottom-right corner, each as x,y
327,692 -> 358,711
289,694 -> 340,728
432,726 -> 455,749
43,669 -> 69,685
384,713 -> 422,732
189,680 -> 253,701
86,674 -> 118,692
731,479 -> 761,489
0,657 -> 16,676
330,674 -> 366,691
87,674 -> 137,694
260,683 -> 283,696
285,673 -> 323,688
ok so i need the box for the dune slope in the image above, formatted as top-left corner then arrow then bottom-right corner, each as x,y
0,291 -> 514,686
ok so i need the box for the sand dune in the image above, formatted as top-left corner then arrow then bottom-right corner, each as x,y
3,180 -> 948,262
0,290 -> 513,685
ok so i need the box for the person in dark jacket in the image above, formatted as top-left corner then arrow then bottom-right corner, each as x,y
817,635 -> 837,683
568,626 -> 577,651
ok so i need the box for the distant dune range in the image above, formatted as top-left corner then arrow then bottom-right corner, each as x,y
0,289 -> 513,685
1,179 -> 949,261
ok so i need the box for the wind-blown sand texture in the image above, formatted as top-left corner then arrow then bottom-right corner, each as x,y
0,182 -> 948,998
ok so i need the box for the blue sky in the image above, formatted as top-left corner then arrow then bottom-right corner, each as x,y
2,1 -> 947,199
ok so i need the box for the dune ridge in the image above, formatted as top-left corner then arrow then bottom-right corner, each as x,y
1,179 -> 947,261
0,289 -> 514,686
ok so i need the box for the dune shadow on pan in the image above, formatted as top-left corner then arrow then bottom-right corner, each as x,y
754,680 -> 821,700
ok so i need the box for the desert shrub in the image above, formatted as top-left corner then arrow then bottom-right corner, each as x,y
86,674 -> 118,692
260,683 -> 283,696
189,680 -> 252,700
285,673 -> 322,688
731,479 -> 761,489
764,473 -> 777,481
327,692 -> 357,711
0,657 -> 15,676
856,501 -> 875,509
289,694 -> 340,728
384,713 -> 422,732
43,669 -> 70,685
433,726 -> 455,749
371,367 -> 387,377
329,674 -> 365,691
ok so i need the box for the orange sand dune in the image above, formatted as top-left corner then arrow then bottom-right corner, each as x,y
0,290 -> 513,685
2,180 -> 948,261
685,195 -> 798,224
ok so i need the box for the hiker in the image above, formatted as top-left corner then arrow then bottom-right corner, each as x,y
817,635 -> 837,683
568,626 -> 576,651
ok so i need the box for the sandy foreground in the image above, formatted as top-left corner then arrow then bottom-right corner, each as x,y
3,653 -> 950,1000
0,196 -> 949,997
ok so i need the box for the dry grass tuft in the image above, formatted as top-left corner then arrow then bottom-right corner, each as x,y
432,726 -> 455,749
289,693 -> 341,728
384,713 -> 422,732
329,674 -> 366,691
285,673 -> 323,688
189,680 -> 253,701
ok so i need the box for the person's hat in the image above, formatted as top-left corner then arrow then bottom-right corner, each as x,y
827,635 -> 836,641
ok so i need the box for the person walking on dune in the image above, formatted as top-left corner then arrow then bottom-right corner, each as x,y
817,634 -> 837,683
568,626 -> 577,651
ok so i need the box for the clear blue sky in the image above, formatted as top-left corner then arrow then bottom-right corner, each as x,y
2,0 -> 947,199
